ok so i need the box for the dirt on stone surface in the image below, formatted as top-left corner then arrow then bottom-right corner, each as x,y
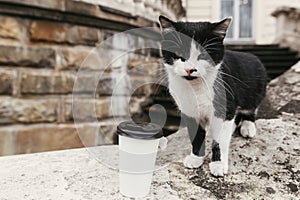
166,62 -> 300,199
258,61 -> 300,119
167,116 -> 300,199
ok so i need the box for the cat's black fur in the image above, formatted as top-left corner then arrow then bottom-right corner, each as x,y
215,50 -> 267,121
159,16 -> 267,122
159,15 -> 267,176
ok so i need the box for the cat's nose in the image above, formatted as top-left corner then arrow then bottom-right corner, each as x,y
185,68 -> 197,76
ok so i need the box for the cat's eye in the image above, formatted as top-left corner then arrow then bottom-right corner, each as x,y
180,57 -> 186,62
173,54 -> 186,62
197,54 -> 208,61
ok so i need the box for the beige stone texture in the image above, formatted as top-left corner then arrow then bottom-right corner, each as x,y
0,97 -> 58,124
16,124 -> 84,154
20,71 -> 75,94
63,98 -> 111,122
0,16 -> 23,41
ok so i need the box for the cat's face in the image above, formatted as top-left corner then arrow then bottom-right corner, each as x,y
159,16 -> 231,81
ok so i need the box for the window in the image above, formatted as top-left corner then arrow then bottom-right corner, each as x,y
221,0 -> 253,40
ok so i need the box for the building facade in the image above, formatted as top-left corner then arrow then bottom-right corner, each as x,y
185,0 -> 300,44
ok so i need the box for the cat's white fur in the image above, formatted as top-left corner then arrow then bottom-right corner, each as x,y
240,120 -> 256,138
183,152 -> 205,168
165,41 -> 235,176
165,42 -> 218,123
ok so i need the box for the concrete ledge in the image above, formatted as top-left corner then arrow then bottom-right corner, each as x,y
0,118 -> 299,199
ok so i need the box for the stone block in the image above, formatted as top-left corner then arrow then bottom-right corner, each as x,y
127,54 -> 162,77
0,0 -> 65,11
0,46 -> 55,68
20,71 -> 74,94
29,21 -> 67,43
59,47 -> 106,70
98,75 -> 116,96
65,0 -> 99,16
0,71 -> 13,94
0,97 -> 58,124
67,25 -> 99,46
131,76 -> 151,96
64,98 -> 111,122
30,21 -> 99,46
16,124 -> 84,154
0,128 -> 16,156
0,16 -> 23,41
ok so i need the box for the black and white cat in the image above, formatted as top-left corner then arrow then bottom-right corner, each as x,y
158,16 -> 267,176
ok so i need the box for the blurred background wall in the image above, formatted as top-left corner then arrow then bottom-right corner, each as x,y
0,0 -> 184,156
185,0 -> 300,44
0,0 -> 299,156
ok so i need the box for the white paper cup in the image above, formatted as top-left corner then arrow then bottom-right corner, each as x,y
117,121 -> 163,198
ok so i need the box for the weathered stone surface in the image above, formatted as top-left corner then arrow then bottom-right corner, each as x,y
131,76 -> 151,96
0,117 -> 299,199
258,61 -> 300,118
15,124 -> 84,154
65,0 -> 99,16
29,21 -> 67,43
0,46 -> 55,67
67,25 -> 99,46
0,0 -> 65,11
127,53 -> 163,80
63,98 -> 111,122
96,75 -> 151,96
30,21 -> 99,45
20,71 -> 74,94
0,71 -> 13,94
0,97 -> 58,124
59,47 -> 106,70
169,117 -> 300,199
0,128 -> 15,155
0,16 -> 23,41
97,75 -> 116,96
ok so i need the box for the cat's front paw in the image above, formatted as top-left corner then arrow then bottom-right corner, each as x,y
240,121 -> 256,138
183,154 -> 204,169
209,161 -> 228,177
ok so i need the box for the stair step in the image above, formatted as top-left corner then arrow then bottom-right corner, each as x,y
227,47 -> 290,51
231,49 -> 297,56
258,56 -> 299,62
264,61 -> 298,68
226,44 -> 279,50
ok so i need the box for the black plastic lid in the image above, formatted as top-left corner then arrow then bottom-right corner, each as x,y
117,121 -> 163,140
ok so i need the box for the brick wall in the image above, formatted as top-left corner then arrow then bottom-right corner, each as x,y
0,0 -> 174,156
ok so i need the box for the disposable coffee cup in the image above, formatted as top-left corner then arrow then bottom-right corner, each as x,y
117,121 -> 163,198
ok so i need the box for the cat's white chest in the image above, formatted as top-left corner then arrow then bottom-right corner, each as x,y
167,74 -> 214,121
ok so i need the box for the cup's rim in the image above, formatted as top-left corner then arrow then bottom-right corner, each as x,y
117,121 -> 163,140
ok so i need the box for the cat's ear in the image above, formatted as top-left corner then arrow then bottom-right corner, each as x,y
159,15 -> 175,32
213,17 -> 232,38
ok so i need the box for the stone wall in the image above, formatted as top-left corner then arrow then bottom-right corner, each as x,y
272,6 -> 300,53
0,0 -> 185,156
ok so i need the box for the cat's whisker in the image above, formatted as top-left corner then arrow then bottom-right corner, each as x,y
214,78 -> 234,98
197,76 -> 214,101
151,74 -> 169,95
219,71 -> 248,87
172,31 -> 183,45
215,76 -> 234,95
205,47 -> 221,52
162,40 -> 181,49
201,38 -> 208,48
203,42 -> 223,49
202,37 -> 221,48
164,45 -> 180,50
